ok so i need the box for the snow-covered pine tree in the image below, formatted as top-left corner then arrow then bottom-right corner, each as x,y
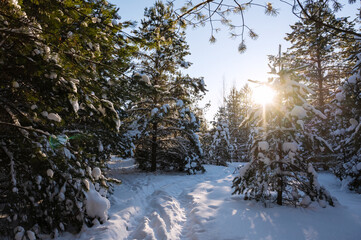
333,47 -> 361,193
232,59 -> 336,207
225,85 -> 252,161
0,0 -> 134,237
277,4 -> 357,167
283,3 -> 356,111
207,106 -> 232,166
130,1 -> 206,173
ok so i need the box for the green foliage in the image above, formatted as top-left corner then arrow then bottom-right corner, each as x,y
333,52 -> 361,192
130,1 -> 206,173
0,0 -> 135,237
283,2 -> 356,110
208,107 -> 231,166
232,64 -> 336,207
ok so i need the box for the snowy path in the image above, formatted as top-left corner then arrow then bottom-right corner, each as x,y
61,163 -> 361,240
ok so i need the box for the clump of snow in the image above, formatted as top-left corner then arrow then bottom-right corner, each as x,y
31,104 -> 37,110
85,183 -> 110,222
134,72 -> 151,85
282,142 -> 298,152
347,75 -> 357,84
347,118 -> 358,131
83,179 -> 90,190
12,81 -> 19,88
69,79 -> 79,93
162,104 -> 169,113
59,222 -> 65,231
49,72 -> 57,79
47,113 -> 62,122
290,106 -> 307,119
33,48 -> 41,55
238,162 -> 251,178
101,99 -> 121,131
335,108 -> 342,115
335,92 -> 345,102
258,141 -> 269,151
36,175 -> 42,185
47,169 -> 54,178
318,199 -> 327,208
91,17 -> 98,23
92,167 -> 101,180
151,108 -> 159,117
41,111 -> 48,117
176,99 -> 184,107
14,226 -> 25,240
332,128 -> 345,136
69,97 -> 79,113
190,112 -> 196,123
258,153 -> 271,165
141,74 -> 151,85
296,120 -> 304,130
98,141 -> 104,152
180,61 -> 191,68
26,230 -> 36,240
300,195 -> 311,207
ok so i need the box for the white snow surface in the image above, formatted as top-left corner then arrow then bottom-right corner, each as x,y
59,162 -> 361,240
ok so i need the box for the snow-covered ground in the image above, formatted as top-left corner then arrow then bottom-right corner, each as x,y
60,160 -> 361,240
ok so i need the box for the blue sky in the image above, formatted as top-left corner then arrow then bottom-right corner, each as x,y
112,0 -> 358,121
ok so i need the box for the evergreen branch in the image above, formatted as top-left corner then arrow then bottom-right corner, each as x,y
0,121 -> 51,136
295,0 -> 361,37
176,0 -> 214,20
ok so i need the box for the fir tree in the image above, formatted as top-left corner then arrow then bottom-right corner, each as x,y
208,106 -> 232,166
225,84 -> 252,161
131,1 -> 206,173
0,0 -> 133,236
282,2 -> 356,112
333,48 -> 361,193
273,6 -> 357,167
232,59 -> 336,207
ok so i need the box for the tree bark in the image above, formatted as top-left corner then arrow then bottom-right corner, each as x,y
277,138 -> 284,205
150,121 -> 158,172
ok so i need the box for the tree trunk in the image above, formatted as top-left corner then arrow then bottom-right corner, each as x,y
277,141 -> 283,205
150,122 -> 158,171
276,173 -> 283,205
315,20 -> 324,111
316,54 -> 324,111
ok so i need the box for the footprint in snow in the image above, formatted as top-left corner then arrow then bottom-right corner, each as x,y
206,216 -> 216,221
208,205 -> 219,209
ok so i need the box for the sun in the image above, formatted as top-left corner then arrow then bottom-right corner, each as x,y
252,85 -> 276,105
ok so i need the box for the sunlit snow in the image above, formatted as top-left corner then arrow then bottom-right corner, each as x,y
59,161 -> 361,240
